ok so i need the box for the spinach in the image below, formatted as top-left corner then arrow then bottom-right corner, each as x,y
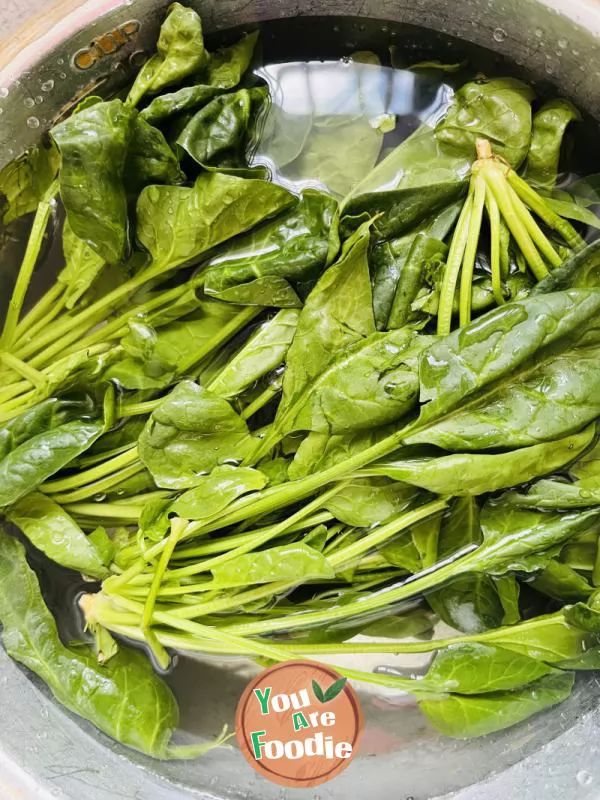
58,221 -> 106,309
136,172 -> 295,275
366,426 -> 595,495
51,100 -> 136,263
7,493 -> 110,579
419,672 -> 574,739
530,560 -> 593,602
127,3 -> 208,107
0,530 -> 226,758
207,310 -> 299,399
525,99 -> 580,188
533,240 -> 600,293
202,190 -> 338,305
0,419 -> 104,507
171,465 -> 268,519
126,115 -> 184,192
138,381 -> 254,489
177,88 -> 266,168
210,542 -> 334,586
141,31 -> 259,124
0,143 -> 59,224
387,235 -> 449,329
323,478 -> 420,527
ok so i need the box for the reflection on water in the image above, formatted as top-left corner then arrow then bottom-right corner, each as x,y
251,59 -> 454,197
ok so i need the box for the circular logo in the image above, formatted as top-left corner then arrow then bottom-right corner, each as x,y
236,660 -> 363,788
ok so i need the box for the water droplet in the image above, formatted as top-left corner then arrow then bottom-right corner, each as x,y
59,72 -> 67,80
24,97 -> 34,108
26,116 -> 40,128
35,95 -> 43,105
573,48 -> 580,56
57,57 -> 64,65
94,493 -> 107,502
41,79 -> 54,91
492,27 -> 507,42
0,109 -> 3,116
577,771 -> 593,786
340,55 -> 353,66
558,37 -> 568,48
0,87 -> 8,98
545,59 -> 554,75
535,27 -> 544,38
332,25 -> 340,32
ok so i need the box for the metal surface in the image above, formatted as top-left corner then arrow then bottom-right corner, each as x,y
2,0 -> 600,798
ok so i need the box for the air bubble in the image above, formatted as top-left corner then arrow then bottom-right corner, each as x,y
57,57 -> 64,65
492,27 -> 507,42
577,771 -> 593,787
59,72 -> 67,80
41,79 -> 54,91
558,37 -> 568,48
35,95 -> 43,104
535,28 -> 544,38
573,48 -> 580,56
545,59 -> 554,75
26,116 -> 40,128
0,87 -> 8,98
24,97 -> 35,108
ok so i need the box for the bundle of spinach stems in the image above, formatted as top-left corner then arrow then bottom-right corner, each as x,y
3,3 -> 600,757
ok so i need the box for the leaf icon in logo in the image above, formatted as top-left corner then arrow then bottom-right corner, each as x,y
312,676 -> 347,703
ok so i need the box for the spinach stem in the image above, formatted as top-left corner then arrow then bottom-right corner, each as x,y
46,461 -> 145,504
180,306 -> 259,375
437,190 -> 474,335
0,180 -> 58,348
142,518 -> 186,629
42,446 -> 139,492
486,186 -> 505,305
62,502 -> 143,520
507,170 -> 585,250
507,185 -> 562,267
240,381 -> 282,421
458,173 -> 486,327
482,164 -> 549,281
0,353 -> 47,388
13,284 -> 67,346
119,398 -> 163,418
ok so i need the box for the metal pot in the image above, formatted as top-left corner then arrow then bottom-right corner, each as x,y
2,1 -> 600,797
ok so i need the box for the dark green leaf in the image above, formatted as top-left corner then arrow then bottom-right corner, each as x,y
57,220 -> 106,309
125,114 -> 184,193
525,99 -> 580,188
312,679 -> 326,703
0,143 -> 59,224
51,99 -> 136,263
323,677 -> 347,702
324,478 -> 419,527
171,465 -> 267,519
531,560 -> 592,601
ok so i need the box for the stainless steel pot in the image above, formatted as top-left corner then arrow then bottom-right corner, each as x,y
2,1 -> 600,797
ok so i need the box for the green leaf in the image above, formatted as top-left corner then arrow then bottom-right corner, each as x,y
125,114 -> 184,193
127,3 -> 208,107
324,478 -> 419,527
436,77 -> 534,168
51,99 -> 136,263
202,190 -> 338,306
136,172 -> 295,274
6,493 -> 110,579
0,419 -> 104,507
57,220 -> 106,309
419,672 -> 574,739
387,234 -> 449,329
525,99 -> 580,188
171,465 -> 268,519
505,479 -> 600,509
311,679 -> 326,703
142,31 -> 259,124
408,291 -> 600,450
210,542 -> 335,587
323,677 -> 348,702
0,530 -> 183,758
533,240 -> 600,293
0,143 -> 59,224
530,560 -> 593,602
208,310 -> 300,399
368,426 -> 595,495
138,380 -> 254,489
288,426 -> 394,481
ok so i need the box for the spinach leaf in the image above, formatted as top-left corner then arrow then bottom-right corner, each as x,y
388,235 -> 448,329
207,309 -> 300,399
202,190 -> 338,306
407,291 -> 600,450
288,426 -> 394,481
530,560 -> 592,602
324,478 -> 420,527
127,3 -> 208,107
525,99 -> 580,188
503,479 -> 600,509
141,31 -> 259,124
0,530 -> 227,758
0,143 -> 59,224
419,672 -> 574,739
138,380 -> 254,489
51,100 -> 136,264
435,78 -> 534,168
171,465 -> 268,519
126,115 -> 184,192
422,642 -> 555,694
0,419 -> 104,507
136,172 -> 295,275
367,426 -> 595,495
210,542 -> 335,586
6,493 -> 110,579
57,220 -> 106,309
177,88 -> 266,167
532,240 -> 600,293
0,399 -> 90,460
